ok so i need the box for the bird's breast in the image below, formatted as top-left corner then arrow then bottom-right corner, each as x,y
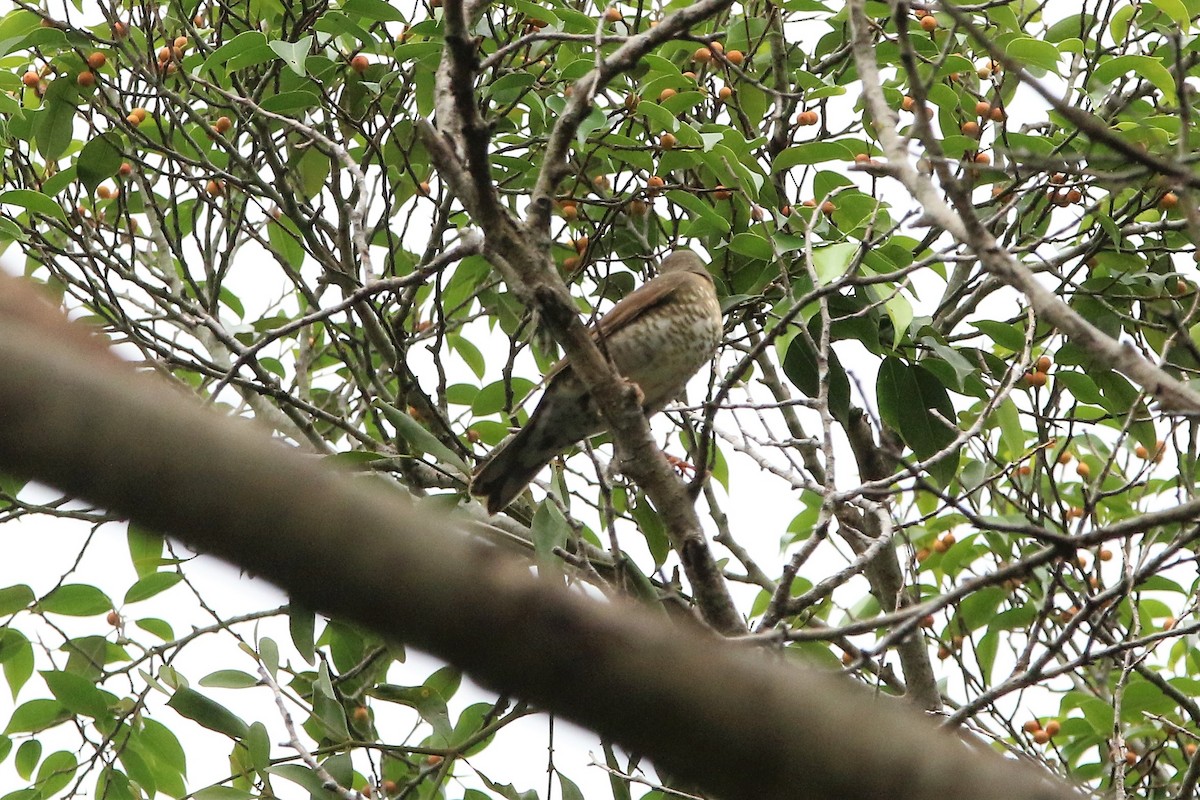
602,283 -> 722,412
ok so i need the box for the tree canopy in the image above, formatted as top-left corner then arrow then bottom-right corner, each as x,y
1,0 -> 1199,797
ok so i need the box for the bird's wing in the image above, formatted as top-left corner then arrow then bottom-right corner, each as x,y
538,271 -> 692,383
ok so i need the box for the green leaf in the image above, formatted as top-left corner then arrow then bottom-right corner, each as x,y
124,572 -> 182,604
127,525 -> 165,577
4,699 -> 71,733
37,584 -> 112,616
876,357 -> 957,459
269,36 -> 312,76
34,750 -> 77,797
167,688 -> 250,740
34,77 -> 79,161
201,31 -> 268,74
778,327 -> 852,425
343,0 -> 407,21
772,141 -> 854,170
0,189 -> 67,223
378,401 -> 470,475
812,243 -> 857,285
41,670 -> 110,718
76,133 -> 124,194
198,670 -> 259,689
531,500 -> 569,565
970,319 -> 1025,352
14,740 -> 39,780
1092,55 -> 1176,104
1004,37 -> 1062,71
289,603 -> 316,665
0,585 -> 33,616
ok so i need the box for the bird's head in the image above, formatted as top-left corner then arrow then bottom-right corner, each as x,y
659,249 -> 709,277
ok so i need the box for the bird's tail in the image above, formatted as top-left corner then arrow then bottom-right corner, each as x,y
470,421 -> 560,514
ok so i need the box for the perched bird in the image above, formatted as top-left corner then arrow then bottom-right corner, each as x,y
471,249 -> 722,514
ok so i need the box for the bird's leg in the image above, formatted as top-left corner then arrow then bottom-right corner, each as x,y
664,453 -> 697,476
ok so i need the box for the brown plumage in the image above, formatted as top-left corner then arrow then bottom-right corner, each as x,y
471,250 -> 722,514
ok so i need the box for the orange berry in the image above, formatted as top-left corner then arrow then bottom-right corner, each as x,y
820,200 -> 835,216
87,52 -> 107,69
1187,743 -> 1198,757
76,70 -> 95,87
627,199 -> 649,216
658,88 -> 677,102
920,15 -> 938,31
130,107 -> 147,123
381,780 -> 397,794
801,199 -> 817,208
112,21 -> 128,38
1066,506 -> 1084,519
725,50 -> 744,66
352,706 -> 369,723
96,185 -> 113,200
718,86 -> 733,100
1161,191 -> 1179,209
1098,548 -> 1113,561
158,46 -> 172,62
693,47 -> 712,63
21,71 -> 39,88
1023,719 -> 1042,733
572,235 -> 588,253
973,152 -> 991,165
932,538 -> 948,554
1076,461 -> 1091,479
351,54 -> 369,73
712,186 -> 732,201
647,175 -> 666,194
901,95 -> 915,112
417,181 -> 431,196
779,205 -> 791,216
1066,188 -> 1082,204
1033,729 -> 1050,744
974,100 -> 990,116
1036,355 -> 1052,372
710,41 -> 724,54
214,116 -> 232,134
560,202 -> 578,219
919,614 -> 935,627
106,610 -> 120,626
592,175 -> 610,191
603,7 -> 622,22
961,120 -> 981,137
1135,443 -> 1149,459
855,153 -> 871,163
937,645 -> 951,660
989,105 -> 1006,122
916,547 -> 931,562
206,179 -> 224,196
118,162 -> 132,177
659,132 -> 677,149
1026,370 -> 1048,387
1017,464 -> 1032,476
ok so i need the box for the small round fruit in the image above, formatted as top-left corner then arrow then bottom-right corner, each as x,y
1044,720 -> 1061,737
1187,743 -> 1198,757
96,185 -> 113,199
214,116 -> 232,134
1066,188 -> 1082,204
627,199 -> 648,216
901,95 -> 915,112
920,15 -> 938,31
1099,548 -> 1113,562
1026,370 -> 1048,387
426,754 -> 444,766
1036,355 -> 1052,372
854,153 -> 871,163
659,132 -> 676,149
682,71 -> 697,81
351,54 -> 369,73
174,35 -> 189,50
381,780 -> 397,794
1160,191 -> 1179,209
352,706 -> 370,723
206,179 -> 224,196
573,235 -> 588,253
21,71 -> 39,88
750,205 -> 764,220
974,100 -> 990,116
1017,464 -> 1032,476
1058,450 -> 1072,465
961,120 -> 981,137
658,88 -> 677,102
693,47 -> 712,63
1033,729 -> 1050,744
989,105 -> 1006,122
647,175 -> 666,194
973,152 -> 991,165
87,51 -> 107,69
1022,720 -> 1042,734
710,41 -> 724,54
130,107 -> 148,123
937,645 -> 951,660
1076,461 -> 1091,479
780,205 -> 791,216
592,175 -> 610,191
820,200 -> 835,216
119,162 -> 132,177
560,202 -> 578,219
603,7 -> 622,22
158,46 -> 172,62
112,21 -> 128,38
712,186 -> 732,200
417,181 -> 431,196
801,199 -> 817,208
725,49 -> 744,66
718,86 -> 733,100
106,610 -> 120,626
1135,443 -> 1149,459
77,70 -> 95,87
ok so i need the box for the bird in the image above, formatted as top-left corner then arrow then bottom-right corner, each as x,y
471,249 -> 723,514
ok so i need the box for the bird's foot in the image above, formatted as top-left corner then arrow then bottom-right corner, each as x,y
665,453 -> 697,476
